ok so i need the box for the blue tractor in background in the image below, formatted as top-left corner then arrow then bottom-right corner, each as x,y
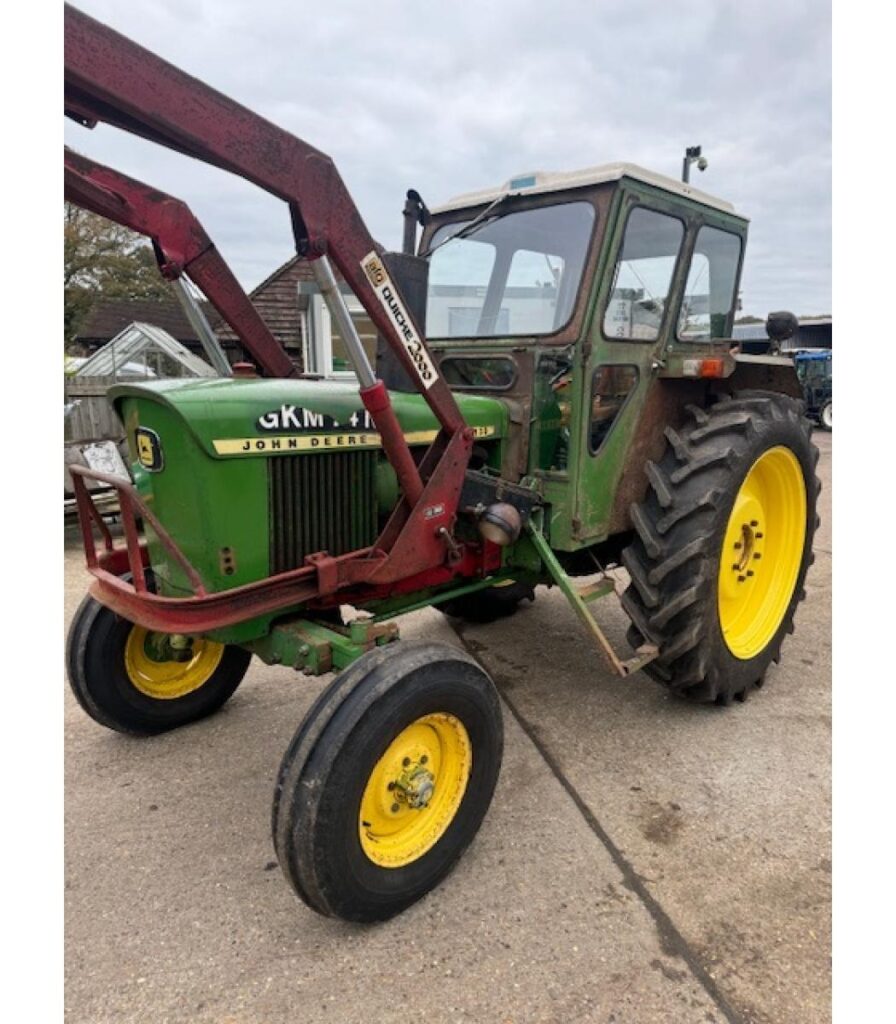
794,351 -> 832,431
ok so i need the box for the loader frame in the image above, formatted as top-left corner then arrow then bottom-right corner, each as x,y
65,3 -> 481,630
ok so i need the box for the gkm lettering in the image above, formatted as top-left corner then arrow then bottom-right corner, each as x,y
256,405 -> 374,432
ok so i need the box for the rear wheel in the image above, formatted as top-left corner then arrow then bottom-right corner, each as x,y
621,392 -> 819,704
272,642 -> 503,921
66,592 -> 251,734
440,580 -> 535,624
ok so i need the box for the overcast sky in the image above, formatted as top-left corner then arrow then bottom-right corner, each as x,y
64,0 -> 831,318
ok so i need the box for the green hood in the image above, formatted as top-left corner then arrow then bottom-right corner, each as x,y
110,377 -> 508,458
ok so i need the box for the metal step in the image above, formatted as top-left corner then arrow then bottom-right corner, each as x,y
526,517 -> 659,678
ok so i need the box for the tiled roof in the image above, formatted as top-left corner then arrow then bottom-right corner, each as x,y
209,255 -> 316,354
76,298 -> 200,343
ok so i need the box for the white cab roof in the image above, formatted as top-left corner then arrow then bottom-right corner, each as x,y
432,162 -> 741,217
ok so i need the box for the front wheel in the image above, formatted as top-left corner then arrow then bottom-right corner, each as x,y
621,392 -> 820,704
819,401 -> 832,431
272,642 -> 503,922
66,593 -> 251,735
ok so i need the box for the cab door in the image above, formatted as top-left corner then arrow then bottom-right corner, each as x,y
567,185 -> 693,547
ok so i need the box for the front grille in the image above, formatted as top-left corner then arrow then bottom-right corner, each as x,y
269,451 -> 379,574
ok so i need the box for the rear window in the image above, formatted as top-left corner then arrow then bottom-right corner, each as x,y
677,226 -> 742,341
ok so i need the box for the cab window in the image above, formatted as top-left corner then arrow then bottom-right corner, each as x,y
441,356 -> 516,390
427,202 -> 595,339
589,365 -> 639,453
677,226 -> 742,341
603,208 -> 684,341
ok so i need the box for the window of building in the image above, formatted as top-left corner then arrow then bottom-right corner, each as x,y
299,283 -> 375,378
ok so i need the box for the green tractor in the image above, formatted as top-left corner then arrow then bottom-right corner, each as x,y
65,5 -> 819,923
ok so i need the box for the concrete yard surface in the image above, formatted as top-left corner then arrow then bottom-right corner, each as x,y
64,432 -> 831,1024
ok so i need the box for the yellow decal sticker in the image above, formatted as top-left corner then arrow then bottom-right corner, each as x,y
135,427 -> 163,471
361,251 -> 439,390
212,426 -> 494,456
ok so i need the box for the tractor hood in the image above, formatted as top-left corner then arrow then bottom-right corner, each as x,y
109,376 -> 508,458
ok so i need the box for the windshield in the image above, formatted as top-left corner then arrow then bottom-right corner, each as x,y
426,202 -> 596,339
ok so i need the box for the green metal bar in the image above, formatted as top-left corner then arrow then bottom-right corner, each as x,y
525,512 -> 658,678
367,570 -> 541,621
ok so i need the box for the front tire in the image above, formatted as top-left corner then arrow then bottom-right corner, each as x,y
819,401 -> 832,431
621,392 -> 820,704
66,594 -> 251,735
272,642 -> 503,922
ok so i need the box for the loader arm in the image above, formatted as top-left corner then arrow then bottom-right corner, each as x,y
64,148 -> 299,379
63,3 -> 465,436
64,2 -> 482,617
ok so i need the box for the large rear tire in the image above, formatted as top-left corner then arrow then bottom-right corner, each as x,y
621,392 -> 820,704
272,642 -> 503,922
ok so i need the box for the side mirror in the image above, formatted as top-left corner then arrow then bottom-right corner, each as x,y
766,310 -> 799,344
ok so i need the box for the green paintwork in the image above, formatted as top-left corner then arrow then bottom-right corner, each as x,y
111,378 -> 508,630
246,616 -> 400,675
111,377 -> 507,461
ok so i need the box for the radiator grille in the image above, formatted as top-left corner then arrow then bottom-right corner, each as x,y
269,451 -> 379,575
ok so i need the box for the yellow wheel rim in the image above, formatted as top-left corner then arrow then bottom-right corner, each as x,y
359,713 -> 472,868
124,626 -> 225,700
718,446 -> 807,659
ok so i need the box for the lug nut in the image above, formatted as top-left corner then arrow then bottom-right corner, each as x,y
387,781 -> 396,791
734,542 -> 742,550
391,803 -> 400,813
732,564 -> 740,571
402,757 -> 411,767
746,570 -> 755,577
750,520 -> 759,527
738,575 -> 746,583
420,755 -> 428,765
756,532 -> 764,539
754,553 -> 761,560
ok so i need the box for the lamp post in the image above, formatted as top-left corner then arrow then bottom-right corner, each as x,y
682,145 -> 708,183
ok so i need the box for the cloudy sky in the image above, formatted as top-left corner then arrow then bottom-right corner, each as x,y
64,0 -> 831,317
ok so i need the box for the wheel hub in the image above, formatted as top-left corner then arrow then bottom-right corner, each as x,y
124,625 -> 225,699
359,713 -> 472,868
717,446 -> 807,660
393,758 -> 436,809
729,515 -> 764,583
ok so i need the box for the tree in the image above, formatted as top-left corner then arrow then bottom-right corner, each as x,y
64,203 -> 171,348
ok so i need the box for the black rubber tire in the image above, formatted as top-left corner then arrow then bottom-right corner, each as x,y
620,391 -> 820,704
66,593 -> 251,735
272,642 -> 503,922
440,581 -> 535,624
819,401 -> 832,431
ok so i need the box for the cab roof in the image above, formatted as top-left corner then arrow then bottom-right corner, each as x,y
432,162 -> 742,218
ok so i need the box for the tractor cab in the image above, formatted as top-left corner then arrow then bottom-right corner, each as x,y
793,350 -> 832,429
418,164 -> 754,549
